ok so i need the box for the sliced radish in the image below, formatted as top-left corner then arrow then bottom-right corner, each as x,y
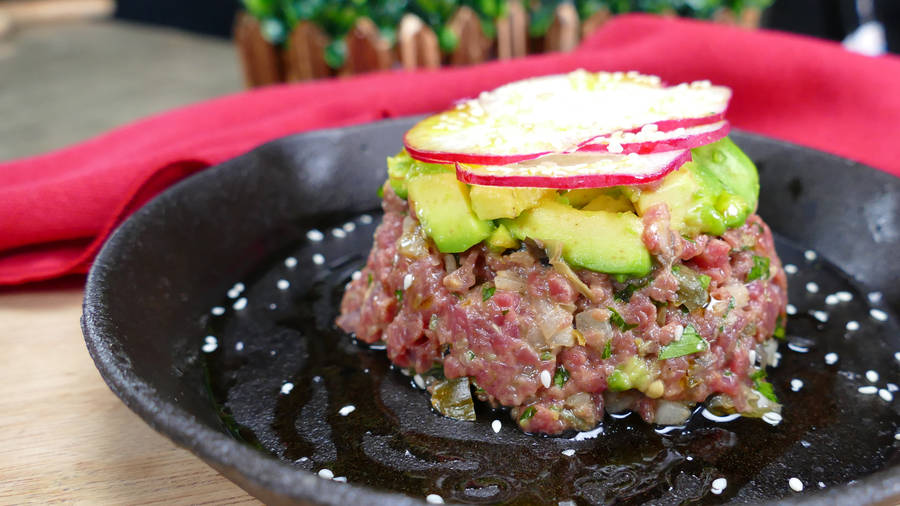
456,150 -> 692,189
404,70 -> 730,165
578,121 -> 730,155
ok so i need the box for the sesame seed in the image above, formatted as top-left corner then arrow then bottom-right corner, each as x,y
773,352 -> 782,367
562,449 -> 576,457
426,494 -> 444,504
201,341 -> 218,353
805,282 -> 819,294
204,335 -> 217,345
351,270 -> 362,281
332,228 -> 347,239
227,288 -> 240,299
711,477 -> 727,495
342,222 -> 356,232
784,264 -> 798,275
232,282 -> 245,293
818,482 -> 826,488
339,405 -> 356,416
846,321 -> 860,331
235,341 -> 244,351
277,279 -> 290,290
541,370 -> 552,388
879,389 -> 893,402
306,229 -> 324,241
790,379 -> 804,392
312,254 -> 325,265
318,469 -> 334,479
800,440 -> 811,448
211,306 -> 226,316
858,386 -> 878,395
786,304 -> 797,315
284,256 -> 298,268
403,273 -> 414,290
762,412 -> 782,425
789,477 -> 803,492
866,370 -> 879,383
868,291 -> 883,304
888,383 -> 898,392
280,382 -> 294,395
360,214 -> 373,224
749,350 -> 758,365
787,342 -> 809,353
270,350 -> 277,356
825,295 -> 839,305
812,310 -> 828,323
825,352 -> 839,365
870,308 -> 888,322
895,352 -> 900,363
804,250 -> 817,262
233,297 -> 248,311
492,419 -> 502,433
413,374 -> 426,389
269,303 -> 277,310
835,291 -> 853,302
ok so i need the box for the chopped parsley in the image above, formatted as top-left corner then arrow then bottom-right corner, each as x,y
519,406 -> 536,422
540,351 -> 552,361
466,350 -> 476,361
751,369 -> 779,402
367,273 -> 373,286
602,340 -> 612,359
482,283 -> 495,301
553,365 -> 570,388
614,283 -> 639,302
746,255 -> 771,282
773,314 -> 786,340
376,184 -> 384,198
395,289 -> 403,303
608,307 -> 637,331
698,274 -> 711,290
658,325 -> 709,360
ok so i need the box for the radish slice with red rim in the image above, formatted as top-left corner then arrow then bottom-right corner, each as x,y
578,121 -> 731,155
404,70 -> 730,164
456,150 -> 692,190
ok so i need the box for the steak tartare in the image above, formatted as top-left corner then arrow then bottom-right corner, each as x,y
337,71 -> 788,434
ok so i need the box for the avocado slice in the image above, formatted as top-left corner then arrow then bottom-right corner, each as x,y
407,172 -> 494,253
505,199 -> 651,276
469,185 -> 550,220
486,223 -> 520,251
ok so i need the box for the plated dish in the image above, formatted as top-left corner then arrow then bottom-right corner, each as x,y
83,114 -> 899,505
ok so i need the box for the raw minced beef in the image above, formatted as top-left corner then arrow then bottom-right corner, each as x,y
337,185 -> 788,434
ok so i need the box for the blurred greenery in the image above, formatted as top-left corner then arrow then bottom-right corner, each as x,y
241,0 -> 773,66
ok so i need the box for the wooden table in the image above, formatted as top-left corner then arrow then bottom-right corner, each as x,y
0,282 -> 260,504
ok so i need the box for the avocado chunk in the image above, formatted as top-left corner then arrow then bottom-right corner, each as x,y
407,172 -> 494,253
387,150 -> 452,199
504,199 -> 651,276
582,192 -> 635,213
691,137 -> 759,210
487,223 -> 519,251
469,185 -> 550,220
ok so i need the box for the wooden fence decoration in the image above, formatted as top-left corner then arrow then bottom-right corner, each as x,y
237,5 -> 761,87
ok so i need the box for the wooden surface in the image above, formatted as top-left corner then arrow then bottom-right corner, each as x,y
0,284 -> 260,505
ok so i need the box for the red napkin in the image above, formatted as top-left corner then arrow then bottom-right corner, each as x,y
2,14 -> 899,286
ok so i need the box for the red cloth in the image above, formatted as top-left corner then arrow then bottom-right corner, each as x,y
2,14 -> 899,286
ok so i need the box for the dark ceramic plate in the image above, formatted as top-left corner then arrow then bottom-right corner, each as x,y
83,117 -> 900,505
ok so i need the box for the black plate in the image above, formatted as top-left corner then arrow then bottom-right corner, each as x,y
83,118 -> 900,505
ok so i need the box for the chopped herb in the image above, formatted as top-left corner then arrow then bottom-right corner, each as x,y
502,310 -> 509,316
680,305 -> 690,314
750,368 -> 766,381
367,273 -> 373,286
395,289 -> 403,303
466,350 -> 476,361
750,369 -> 778,402
658,325 -> 709,360
746,255 -> 770,282
614,283 -> 639,302
608,307 -> 637,331
671,265 -> 682,273
553,365 -> 569,388
602,340 -> 612,359
376,184 -> 384,199
682,234 -> 696,244
773,314 -> 786,340
698,274 -> 711,290
482,283 -> 495,301
429,314 -> 439,330
540,351 -> 552,361
519,406 -> 536,422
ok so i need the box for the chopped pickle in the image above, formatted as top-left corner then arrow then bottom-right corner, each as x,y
430,377 -> 476,421
671,265 -> 710,311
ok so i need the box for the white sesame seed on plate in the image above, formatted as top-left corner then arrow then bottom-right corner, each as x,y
825,352 -> 839,365
762,412 -> 783,426
269,303 -> 277,310
786,304 -> 797,315
332,228 -> 347,239
351,270 -> 362,281
818,481 -> 826,488
711,477 -> 727,495
201,341 -> 218,353
804,250 -> 817,262
204,335 -> 217,345
312,253 -> 325,265
306,229 -> 324,241
277,279 -> 290,290
846,321 -> 860,331
805,282 -> 819,294
866,370 -> 879,383
403,273 -> 414,290
870,308 -> 888,322
868,291 -> 883,304
227,288 -> 240,299
492,419 -> 502,433
835,291 -> 853,302
790,379 -> 804,392
784,264 -> 798,275
541,369 -> 552,388
562,449 -> 576,457
280,382 -> 294,395
858,386 -> 878,395
360,214 -> 373,224
235,341 -> 244,351
895,352 -> 900,363
339,405 -> 356,416
333,476 -> 347,483
896,433 -> 900,441
413,374 -> 426,389
426,493 -> 444,504
211,306 -> 226,316
232,282 -> 245,293
812,310 -> 829,323
879,389 -> 893,402
284,256 -> 298,268
888,383 -> 899,392
825,294 -> 839,306
233,297 -> 248,311
789,477 -> 804,492
318,468 -> 334,479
